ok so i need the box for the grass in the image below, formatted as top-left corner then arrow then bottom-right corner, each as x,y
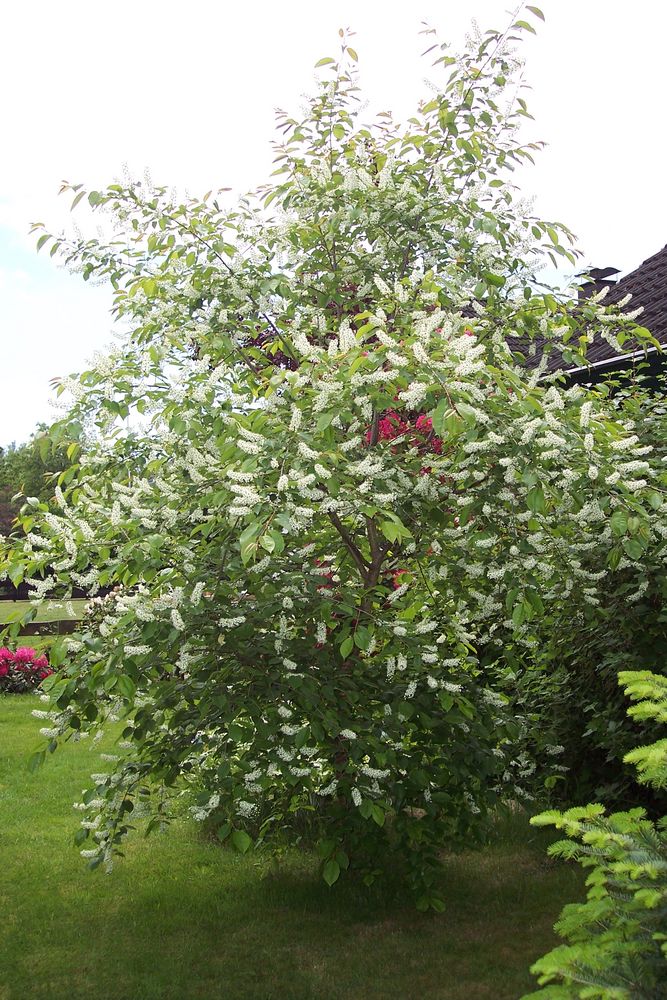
0,598 -> 85,625
0,695 -> 582,1000
0,597 -> 85,649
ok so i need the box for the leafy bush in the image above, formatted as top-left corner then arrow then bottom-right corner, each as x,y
496,377 -> 667,809
524,671 -> 667,999
0,646 -> 53,693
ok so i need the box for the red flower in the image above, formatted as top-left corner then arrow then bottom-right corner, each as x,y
366,409 -> 409,444
415,414 -> 432,434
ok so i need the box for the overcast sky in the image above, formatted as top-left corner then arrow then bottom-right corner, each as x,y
1,0 -> 665,446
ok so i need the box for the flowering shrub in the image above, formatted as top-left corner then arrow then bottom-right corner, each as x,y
2,9 -> 665,904
0,646 -> 53,693
492,373 -> 667,810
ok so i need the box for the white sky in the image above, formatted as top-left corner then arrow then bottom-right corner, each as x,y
1,0 -> 666,445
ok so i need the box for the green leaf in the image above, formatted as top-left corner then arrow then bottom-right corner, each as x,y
434,405 -> 464,438
260,533 -> 275,553
335,849 -> 349,870
47,679 -> 69,702
317,838 -> 336,859
525,589 -> 544,616
484,271 -> 506,288
322,859 -> 341,886
340,636 -> 354,659
28,750 -> 46,773
379,521 -> 401,543
648,491 -> 663,510
505,587 -> 519,614
239,521 -> 262,564
268,529 -> 285,554
353,626 -> 371,651
370,804 -> 385,827
315,57 -> 335,67
622,537 -> 644,561
231,829 -> 252,854
294,726 -> 309,749
316,411 -> 335,432
527,486 -> 545,514
607,545 -> 622,570
610,509 -> 628,536
117,675 -> 136,700
346,47 -> 358,62
379,518 -> 412,543
526,5 -> 545,20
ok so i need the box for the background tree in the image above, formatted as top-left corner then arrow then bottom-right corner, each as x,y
0,428 -> 67,537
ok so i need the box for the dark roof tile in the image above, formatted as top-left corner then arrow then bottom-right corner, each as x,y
607,243 -> 667,344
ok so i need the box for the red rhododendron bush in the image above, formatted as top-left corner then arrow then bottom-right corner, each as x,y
0,646 -> 53,693
1,11 -> 664,908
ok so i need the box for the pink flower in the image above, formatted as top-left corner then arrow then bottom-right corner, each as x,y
0,647 -> 13,661
0,663 -> 9,677
34,655 -> 49,669
14,647 -> 37,663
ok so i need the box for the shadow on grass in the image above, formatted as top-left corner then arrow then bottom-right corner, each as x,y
1,696 -> 581,1000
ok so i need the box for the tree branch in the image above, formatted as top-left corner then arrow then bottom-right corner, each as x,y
328,512 -> 370,580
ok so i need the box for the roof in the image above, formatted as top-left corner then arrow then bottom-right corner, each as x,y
507,243 -> 667,383
575,242 -> 667,375
608,243 -> 667,345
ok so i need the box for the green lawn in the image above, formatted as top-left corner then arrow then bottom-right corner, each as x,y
0,695 -> 582,1000
0,598 -> 85,625
0,598 -> 85,649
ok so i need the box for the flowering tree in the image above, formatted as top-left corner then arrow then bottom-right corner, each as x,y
3,9 -> 664,907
